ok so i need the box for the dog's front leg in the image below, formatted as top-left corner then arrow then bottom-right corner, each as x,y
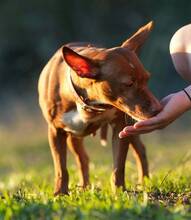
48,126 -> 69,195
110,116 -> 130,191
67,134 -> 89,188
129,135 -> 149,183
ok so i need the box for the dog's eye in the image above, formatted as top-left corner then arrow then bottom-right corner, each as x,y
129,62 -> 135,69
122,82 -> 134,88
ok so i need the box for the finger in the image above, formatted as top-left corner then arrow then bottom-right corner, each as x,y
122,123 -> 164,135
123,125 -> 151,133
134,116 -> 163,128
123,125 -> 135,132
119,131 -> 128,138
119,127 -> 156,138
118,126 -> 136,138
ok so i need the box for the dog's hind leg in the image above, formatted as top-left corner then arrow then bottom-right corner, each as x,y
67,134 -> 89,188
129,135 -> 149,183
48,126 -> 69,195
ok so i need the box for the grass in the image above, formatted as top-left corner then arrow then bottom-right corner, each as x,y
0,114 -> 191,219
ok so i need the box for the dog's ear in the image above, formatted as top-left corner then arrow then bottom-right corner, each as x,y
121,21 -> 154,53
62,47 -> 98,78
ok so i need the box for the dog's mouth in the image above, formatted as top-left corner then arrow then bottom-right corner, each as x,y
122,107 -> 151,122
124,114 -> 137,125
113,100 -> 153,122
124,111 -> 149,127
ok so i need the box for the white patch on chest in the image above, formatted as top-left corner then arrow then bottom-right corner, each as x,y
62,103 -> 117,135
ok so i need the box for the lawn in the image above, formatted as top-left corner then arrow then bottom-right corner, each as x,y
0,113 -> 191,220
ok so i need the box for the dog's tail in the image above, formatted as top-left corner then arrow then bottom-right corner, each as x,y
100,124 -> 108,147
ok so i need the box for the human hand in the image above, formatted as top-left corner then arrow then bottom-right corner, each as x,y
119,90 -> 191,138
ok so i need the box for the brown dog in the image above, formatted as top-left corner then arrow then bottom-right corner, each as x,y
38,21 -> 161,195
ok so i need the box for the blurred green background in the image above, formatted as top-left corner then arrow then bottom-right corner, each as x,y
0,0 -> 191,185
1,0 -> 191,98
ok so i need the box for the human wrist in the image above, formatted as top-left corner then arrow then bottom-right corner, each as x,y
183,85 -> 191,101
179,86 -> 191,110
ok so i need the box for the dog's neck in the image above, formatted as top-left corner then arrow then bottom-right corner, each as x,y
67,67 -> 111,113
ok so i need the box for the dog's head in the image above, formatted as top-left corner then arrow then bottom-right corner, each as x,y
62,21 -> 162,121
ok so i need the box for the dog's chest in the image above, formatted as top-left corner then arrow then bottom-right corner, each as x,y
61,103 -> 117,135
